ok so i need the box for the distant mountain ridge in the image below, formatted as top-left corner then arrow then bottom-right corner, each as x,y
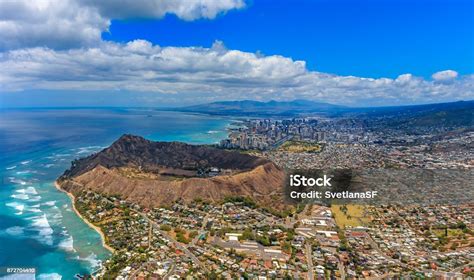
175,99 -> 345,116
358,100 -> 474,129
175,99 -> 473,129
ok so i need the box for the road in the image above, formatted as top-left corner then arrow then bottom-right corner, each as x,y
129,261 -> 154,280
191,213 -> 209,245
337,261 -> 346,280
96,195 -> 209,276
133,210 -> 210,274
271,135 -> 293,149
365,234 -> 410,269
305,243 -> 314,280
163,261 -> 176,280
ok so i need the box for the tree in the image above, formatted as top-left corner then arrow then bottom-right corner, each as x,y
456,222 -> 467,230
176,232 -> 189,244
241,228 -> 254,240
256,235 -> 271,246
207,271 -> 218,280
160,224 -> 171,231
282,241 -> 292,254
189,230 -> 199,239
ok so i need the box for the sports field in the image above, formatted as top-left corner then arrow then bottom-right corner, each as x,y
331,204 -> 371,228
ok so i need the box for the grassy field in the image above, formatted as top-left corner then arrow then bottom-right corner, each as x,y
331,204 -> 371,228
278,141 -> 322,153
432,228 -> 464,238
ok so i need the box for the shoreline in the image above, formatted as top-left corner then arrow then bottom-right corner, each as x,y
54,181 -> 115,254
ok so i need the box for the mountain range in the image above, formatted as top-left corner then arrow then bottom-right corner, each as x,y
175,99 -> 346,116
175,99 -> 473,128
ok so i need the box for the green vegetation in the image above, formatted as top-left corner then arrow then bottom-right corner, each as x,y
103,253 -> 129,279
174,227 -> 190,244
281,241 -> 292,254
223,196 -> 257,208
295,203 -> 305,214
176,232 -> 189,244
278,140 -> 322,153
240,228 -> 255,241
286,229 -> 295,241
256,235 -> 271,246
331,204 -> 370,228
433,228 -> 466,238
215,227 -> 234,238
189,230 -> 199,239
160,224 -> 171,231
262,207 -> 293,218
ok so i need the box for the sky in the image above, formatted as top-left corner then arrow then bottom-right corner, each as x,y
0,0 -> 473,107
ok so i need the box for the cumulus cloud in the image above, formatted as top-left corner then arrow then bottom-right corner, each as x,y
0,1 -> 472,106
1,40 -> 472,106
83,0 -> 245,21
432,70 -> 459,82
0,0 -> 107,50
0,0 -> 245,50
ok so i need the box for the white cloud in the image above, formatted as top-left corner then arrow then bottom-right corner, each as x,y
83,0 -> 245,21
1,40 -> 472,106
0,0 -> 107,50
432,70 -> 459,82
0,1 -> 472,106
0,0 -> 245,50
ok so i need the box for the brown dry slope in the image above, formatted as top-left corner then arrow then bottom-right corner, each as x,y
57,134 -> 286,209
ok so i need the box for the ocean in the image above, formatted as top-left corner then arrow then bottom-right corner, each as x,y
0,108 -> 230,279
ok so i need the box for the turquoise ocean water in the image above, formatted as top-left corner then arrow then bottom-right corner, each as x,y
0,108 -> 230,279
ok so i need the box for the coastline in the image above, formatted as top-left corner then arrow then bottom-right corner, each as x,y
54,181 -> 115,254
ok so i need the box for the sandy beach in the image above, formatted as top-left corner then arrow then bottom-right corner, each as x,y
54,181 -> 115,254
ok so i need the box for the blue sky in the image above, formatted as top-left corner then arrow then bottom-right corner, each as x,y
103,0 -> 474,79
0,0 -> 473,107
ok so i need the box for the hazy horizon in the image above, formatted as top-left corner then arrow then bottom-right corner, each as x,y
1,93 -> 473,110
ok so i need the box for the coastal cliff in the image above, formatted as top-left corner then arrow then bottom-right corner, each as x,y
57,134 -> 286,209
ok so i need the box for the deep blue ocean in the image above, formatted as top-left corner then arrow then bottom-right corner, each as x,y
0,108 -> 230,279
